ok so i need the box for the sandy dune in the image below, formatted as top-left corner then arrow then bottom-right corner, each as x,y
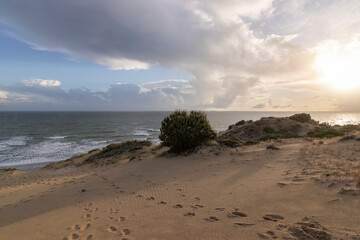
0,138 -> 359,240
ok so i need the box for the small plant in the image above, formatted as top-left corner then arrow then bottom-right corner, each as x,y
263,126 -> 275,134
218,138 -> 241,148
159,110 -> 216,153
289,113 -> 313,123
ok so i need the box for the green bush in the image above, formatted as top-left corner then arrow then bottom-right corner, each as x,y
218,138 -> 241,148
289,113 -> 313,123
263,126 -> 275,134
159,110 -> 216,153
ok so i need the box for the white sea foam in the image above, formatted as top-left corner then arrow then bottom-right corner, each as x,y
0,136 -> 31,151
132,129 -> 150,136
47,136 -> 67,140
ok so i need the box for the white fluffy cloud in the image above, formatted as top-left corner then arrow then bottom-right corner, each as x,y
0,91 -> 8,102
22,79 -> 61,87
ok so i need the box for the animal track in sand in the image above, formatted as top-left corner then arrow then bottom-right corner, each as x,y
118,216 -> 126,222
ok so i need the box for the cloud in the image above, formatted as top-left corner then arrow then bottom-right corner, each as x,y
0,0 -> 319,109
272,104 -> 291,109
22,79 -> 61,87
0,80 -> 195,111
253,103 -> 265,109
0,91 -> 8,103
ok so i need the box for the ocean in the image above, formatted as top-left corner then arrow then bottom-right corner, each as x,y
1,111 -> 360,170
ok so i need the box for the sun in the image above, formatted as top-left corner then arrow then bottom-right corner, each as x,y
316,49 -> 360,91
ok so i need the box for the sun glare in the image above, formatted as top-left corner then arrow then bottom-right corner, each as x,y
316,48 -> 360,91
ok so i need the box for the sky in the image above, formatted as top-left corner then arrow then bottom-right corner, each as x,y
1,0 -> 360,111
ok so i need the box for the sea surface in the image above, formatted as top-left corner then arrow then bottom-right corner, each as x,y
1,111 -> 360,170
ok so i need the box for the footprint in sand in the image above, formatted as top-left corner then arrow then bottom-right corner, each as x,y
72,224 -> 81,230
157,201 -> 167,204
184,212 -> 196,216
71,233 -> 80,239
204,216 -> 219,222
263,214 -> 284,222
108,226 -> 118,233
215,208 -> 225,211
82,213 -> 91,219
233,222 -> 255,227
123,228 -> 131,235
118,216 -> 126,222
227,211 -> 247,218
146,196 -> 155,201
173,204 -> 183,208
190,204 -> 204,209
80,223 -> 91,231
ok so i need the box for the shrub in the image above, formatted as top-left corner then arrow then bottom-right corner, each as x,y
289,113 -> 313,123
218,138 -> 241,148
263,126 -> 275,134
307,127 -> 345,138
235,120 -> 246,126
159,110 -> 216,153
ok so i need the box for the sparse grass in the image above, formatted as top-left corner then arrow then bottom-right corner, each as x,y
85,140 -> 152,163
307,127 -> 345,138
218,138 -> 241,148
259,135 -> 277,141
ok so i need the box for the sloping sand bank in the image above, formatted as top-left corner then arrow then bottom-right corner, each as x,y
0,138 -> 359,240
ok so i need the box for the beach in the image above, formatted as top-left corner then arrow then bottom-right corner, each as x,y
1,136 -> 359,240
